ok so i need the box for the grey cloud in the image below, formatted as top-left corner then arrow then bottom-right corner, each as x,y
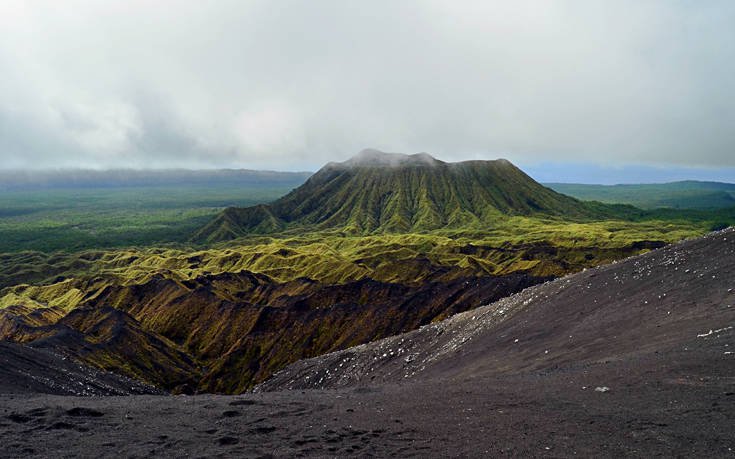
0,0 -> 733,171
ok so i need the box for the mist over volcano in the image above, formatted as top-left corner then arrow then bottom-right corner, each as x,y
2,1 -> 735,456
194,149 -> 607,243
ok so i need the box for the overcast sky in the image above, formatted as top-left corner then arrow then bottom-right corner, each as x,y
1,1 -> 734,178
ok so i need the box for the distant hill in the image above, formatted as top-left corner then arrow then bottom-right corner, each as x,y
546,181 -> 735,209
0,169 -> 312,191
194,149 -> 604,243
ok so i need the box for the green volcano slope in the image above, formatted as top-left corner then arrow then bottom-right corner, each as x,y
194,150 -> 611,242
1,151 -> 734,394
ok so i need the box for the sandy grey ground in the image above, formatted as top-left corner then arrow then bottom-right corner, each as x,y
1,228 -> 734,457
1,362 -> 733,458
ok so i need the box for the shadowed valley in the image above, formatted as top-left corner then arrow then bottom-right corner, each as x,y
1,151 -> 733,394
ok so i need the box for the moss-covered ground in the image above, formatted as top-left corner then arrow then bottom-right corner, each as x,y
1,177 -> 734,393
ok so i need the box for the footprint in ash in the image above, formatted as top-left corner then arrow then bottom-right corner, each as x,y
217,436 -> 240,446
229,399 -> 258,407
65,407 -> 104,418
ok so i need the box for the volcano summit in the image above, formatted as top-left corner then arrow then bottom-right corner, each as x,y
193,149 -> 601,243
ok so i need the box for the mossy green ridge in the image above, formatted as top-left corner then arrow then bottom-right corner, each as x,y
1,215 -> 710,291
0,215 -> 715,392
1,151 -> 734,393
194,150 -> 609,242
0,268 -> 545,392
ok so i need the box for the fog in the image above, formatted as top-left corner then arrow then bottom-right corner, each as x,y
1,1 -> 733,173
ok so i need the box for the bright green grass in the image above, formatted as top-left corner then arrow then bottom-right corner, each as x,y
1,179 -> 734,294
0,218 -> 710,314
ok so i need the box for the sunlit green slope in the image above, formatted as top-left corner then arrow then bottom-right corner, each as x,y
193,150 -> 613,242
2,151 -> 733,393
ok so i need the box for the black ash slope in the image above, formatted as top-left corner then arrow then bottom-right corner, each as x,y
1,229 -> 734,458
262,227 -> 735,390
0,341 -> 161,395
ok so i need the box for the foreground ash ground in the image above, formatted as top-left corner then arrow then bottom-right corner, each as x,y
1,228 -> 734,457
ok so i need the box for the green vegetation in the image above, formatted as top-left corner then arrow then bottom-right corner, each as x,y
546,181 -> 735,209
194,151 -> 611,242
0,185 -> 293,252
0,212 -> 722,392
2,153 -> 734,393
1,213 -> 723,298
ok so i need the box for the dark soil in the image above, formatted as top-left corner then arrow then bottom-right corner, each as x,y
1,228 -> 733,457
0,342 -> 161,396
